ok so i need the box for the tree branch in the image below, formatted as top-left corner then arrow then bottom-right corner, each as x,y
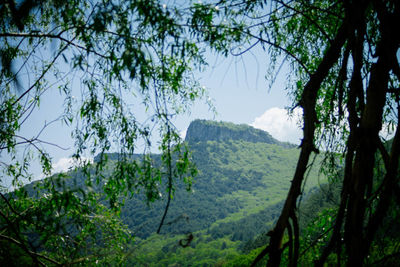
0,32 -> 107,59
259,9 -> 351,266
246,32 -> 312,76
0,233 -> 60,266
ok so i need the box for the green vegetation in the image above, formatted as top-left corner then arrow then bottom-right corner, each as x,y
16,120 -> 328,266
1,0 -> 202,264
2,0 -> 400,266
119,121 -> 324,241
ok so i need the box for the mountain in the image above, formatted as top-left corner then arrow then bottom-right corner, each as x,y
17,121 -> 400,266
120,120 -> 308,237
185,120 -> 295,148
119,120 -> 324,265
22,120 -> 324,266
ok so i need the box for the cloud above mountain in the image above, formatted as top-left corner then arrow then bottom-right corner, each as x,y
52,157 -> 93,174
250,107 -> 302,144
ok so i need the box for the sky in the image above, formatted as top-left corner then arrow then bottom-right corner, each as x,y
3,42 -> 303,189
176,47 -> 302,141
28,44 -> 396,179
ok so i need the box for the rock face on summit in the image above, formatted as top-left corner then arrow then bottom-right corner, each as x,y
185,119 -> 294,148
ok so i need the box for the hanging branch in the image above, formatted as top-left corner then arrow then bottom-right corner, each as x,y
251,8 -> 352,266
365,104 -> 400,248
316,7 -> 367,263
156,125 -> 173,234
291,210 -> 300,266
287,220 -> 294,266
156,34 -> 175,234
342,2 -> 400,264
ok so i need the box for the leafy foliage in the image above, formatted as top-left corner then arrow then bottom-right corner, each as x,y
191,1 -> 400,265
71,121 -> 326,265
0,0 -> 206,264
2,0 -> 400,265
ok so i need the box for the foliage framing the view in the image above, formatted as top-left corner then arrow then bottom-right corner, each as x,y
208,0 -> 400,266
1,0 -> 400,266
0,0 -> 208,265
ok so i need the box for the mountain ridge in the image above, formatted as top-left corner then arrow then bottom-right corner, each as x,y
185,119 -> 295,148
18,119 -> 326,266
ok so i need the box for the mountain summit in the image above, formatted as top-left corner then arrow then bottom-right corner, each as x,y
185,119 -> 294,148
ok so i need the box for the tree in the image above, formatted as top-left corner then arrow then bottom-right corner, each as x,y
199,0 -> 399,266
2,0 -> 400,266
0,0 -> 203,265
159,0 -> 400,265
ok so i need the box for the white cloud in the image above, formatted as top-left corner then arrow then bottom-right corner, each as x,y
251,107 -> 303,144
251,107 -> 397,146
52,157 -> 93,174
380,122 -> 396,140
179,129 -> 187,140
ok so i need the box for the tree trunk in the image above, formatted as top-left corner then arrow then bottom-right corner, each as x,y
264,17 -> 351,267
344,4 -> 399,264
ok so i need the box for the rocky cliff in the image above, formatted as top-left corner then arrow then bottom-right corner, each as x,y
185,119 -> 294,148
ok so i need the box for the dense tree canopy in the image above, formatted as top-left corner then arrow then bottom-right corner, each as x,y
224,0 -> 400,266
1,0 -> 400,266
1,0 -> 204,265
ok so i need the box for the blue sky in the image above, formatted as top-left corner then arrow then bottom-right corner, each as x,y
176,47 -> 302,140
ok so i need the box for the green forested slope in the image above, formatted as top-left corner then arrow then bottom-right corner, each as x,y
20,120 -> 327,266
120,120 -> 325,266
120,120 -> 323,240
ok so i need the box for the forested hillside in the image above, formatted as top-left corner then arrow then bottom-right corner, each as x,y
20,120 -> 326,265
2,1 -> 400,265
122,120 -> 327,266
18,119 -> 400,266
16,120 -> 324,265
120,120 -> 316,238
